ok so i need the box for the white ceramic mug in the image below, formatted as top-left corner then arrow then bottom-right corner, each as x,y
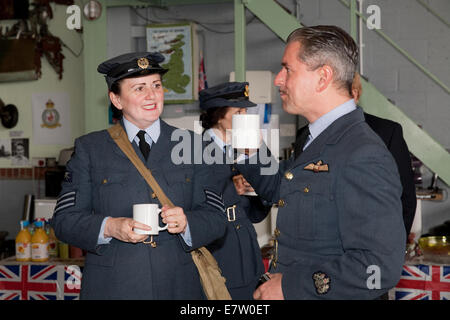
231,114 -> 260,149
133,204 -> 168,235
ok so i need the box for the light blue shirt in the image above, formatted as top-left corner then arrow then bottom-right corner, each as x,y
98,117 -> 192,246
303,99 -> 357,150
205,128 -> 248,162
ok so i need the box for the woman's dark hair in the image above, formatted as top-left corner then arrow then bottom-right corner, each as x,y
199,107 -> 229,130
110,80 -> 123,119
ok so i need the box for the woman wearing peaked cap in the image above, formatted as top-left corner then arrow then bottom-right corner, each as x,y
199,82 -> 272,299
50,52 -> 227,299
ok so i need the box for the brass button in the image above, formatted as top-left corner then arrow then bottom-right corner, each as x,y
278,199 -> 285,207
303,187 -> 310,193
274,228 -> 280,237
236,224 -> 241,230
231,166 -> 236,171
151,192 -> 157,199
284,171 -> 293,180
185,177 -> 191,183
102,179 -> 108,184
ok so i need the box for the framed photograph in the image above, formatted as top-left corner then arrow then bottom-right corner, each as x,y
146,22 -> 198,104
11,138 -> 29,166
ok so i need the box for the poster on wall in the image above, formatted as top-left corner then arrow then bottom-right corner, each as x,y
32,92 -> 72,145
146,22 -> 198,103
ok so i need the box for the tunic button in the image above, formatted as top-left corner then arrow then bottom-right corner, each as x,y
236,224 -> 241,230
185,177 -> 191,182
303,187 -> 310,193
278,199 -> 285,207
284,172 -> 293,180
151,192 -> 157,199
274,228 -> 280,237
102,179 -> 108,184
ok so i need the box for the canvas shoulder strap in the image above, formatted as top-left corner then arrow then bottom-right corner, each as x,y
107,123 -> 174,207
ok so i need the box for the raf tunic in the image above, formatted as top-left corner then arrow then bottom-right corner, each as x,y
237,107 -> 406,299
50,120 -> 227,299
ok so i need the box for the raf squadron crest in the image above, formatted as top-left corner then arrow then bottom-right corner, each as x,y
41,99 -> 61,129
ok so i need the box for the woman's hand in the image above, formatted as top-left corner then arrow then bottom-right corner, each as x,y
104,217 -> 151,243
161,205 -> 187,234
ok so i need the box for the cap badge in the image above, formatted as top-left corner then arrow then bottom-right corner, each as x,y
137,57 -> 150,70
244,85 -> 249,97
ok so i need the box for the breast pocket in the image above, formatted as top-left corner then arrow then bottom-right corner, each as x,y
162,166 -> 194,207
280,171 -> 335,240
96,173 -> 133,217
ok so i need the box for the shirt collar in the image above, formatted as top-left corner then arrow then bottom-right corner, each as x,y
308,99 -> 357,140
122,117 -> 161,143
205,128 -> 227,151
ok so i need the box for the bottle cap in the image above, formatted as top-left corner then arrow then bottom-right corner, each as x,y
34,221 -> 44,228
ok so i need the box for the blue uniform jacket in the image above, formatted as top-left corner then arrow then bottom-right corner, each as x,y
237,107 -> 406,299
50,120 -> 227,299
203,133 -> 270,299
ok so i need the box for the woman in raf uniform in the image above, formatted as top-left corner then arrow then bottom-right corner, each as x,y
198,82 -> 271,299
50,52 -> 227,299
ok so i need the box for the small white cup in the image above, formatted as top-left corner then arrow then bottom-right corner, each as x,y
133,204 -> 168,235
231,114 -> 260,149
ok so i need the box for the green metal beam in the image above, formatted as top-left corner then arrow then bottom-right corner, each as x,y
234,0 -> 246,81
359,78 -> 450,185
338,0 -> 450,94
416,0 -> 450,28
83,0 -> 109,133
244,0 -> 450,185
244,0 -> 303,41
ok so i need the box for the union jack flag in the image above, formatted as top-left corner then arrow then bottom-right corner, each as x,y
0,263 -> 82,300
392,264 -> 450,300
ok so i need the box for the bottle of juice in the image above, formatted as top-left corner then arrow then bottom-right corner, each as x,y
31,220 -> 49,262
44,220 -> 58,257
16,220 -> 32,262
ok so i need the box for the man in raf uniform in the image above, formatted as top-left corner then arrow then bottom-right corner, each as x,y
238,26 -> 406,300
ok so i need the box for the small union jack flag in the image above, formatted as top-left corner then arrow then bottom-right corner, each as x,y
0,263 -> 82,300
392,264 -> 450,300
0,265 -> 58,300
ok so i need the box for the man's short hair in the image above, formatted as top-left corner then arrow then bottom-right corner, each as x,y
287,25 -> 359,95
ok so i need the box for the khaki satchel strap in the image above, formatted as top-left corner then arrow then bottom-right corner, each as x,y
107,123 -> 174,208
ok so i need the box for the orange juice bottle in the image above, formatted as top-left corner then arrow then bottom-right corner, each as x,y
46,225 -> 58,258
31,220 -> 49,262
16,220 -> 32,262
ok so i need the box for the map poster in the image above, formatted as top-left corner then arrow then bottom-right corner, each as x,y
146,22 -> 198,104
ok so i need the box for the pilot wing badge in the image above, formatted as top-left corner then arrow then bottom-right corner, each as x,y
304,160 -> 329,173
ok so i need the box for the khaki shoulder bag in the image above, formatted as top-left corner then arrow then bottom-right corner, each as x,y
107,123 -> 231,300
